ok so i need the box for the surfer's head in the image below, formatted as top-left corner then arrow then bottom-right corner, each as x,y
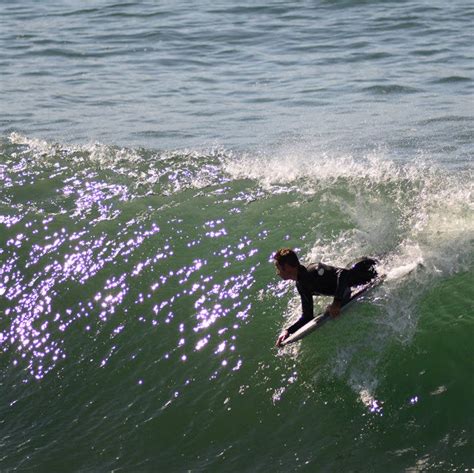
273,248 -> 299,281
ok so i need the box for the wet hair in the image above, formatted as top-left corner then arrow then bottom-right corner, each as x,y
273,248 -> 299,267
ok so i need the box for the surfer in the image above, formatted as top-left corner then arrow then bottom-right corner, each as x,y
273,248 -> 378,347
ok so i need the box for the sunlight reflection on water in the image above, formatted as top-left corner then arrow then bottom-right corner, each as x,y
0,142 -> 268,384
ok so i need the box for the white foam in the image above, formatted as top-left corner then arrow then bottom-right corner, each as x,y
9,132 -> 59,158
223,149 -> 401,191
267,148 -> 472,402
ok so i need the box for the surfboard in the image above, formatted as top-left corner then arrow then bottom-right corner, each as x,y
280,275 -> 385,346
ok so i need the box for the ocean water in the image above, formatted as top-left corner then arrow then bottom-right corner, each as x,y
0,1 -> 473,472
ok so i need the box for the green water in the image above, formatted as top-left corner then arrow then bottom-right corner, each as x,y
0,136 -> 472,472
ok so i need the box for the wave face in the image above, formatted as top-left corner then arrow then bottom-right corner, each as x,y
0,134 -> 472,471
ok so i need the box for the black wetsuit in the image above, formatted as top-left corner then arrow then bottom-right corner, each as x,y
286,257 -> 378,334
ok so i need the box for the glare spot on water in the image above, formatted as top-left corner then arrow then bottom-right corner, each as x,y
272,387 -> 286,404
359,389 -> 384,415
409,395 -> 419,405
0,145 -> 270,383
195,337 -> 210,351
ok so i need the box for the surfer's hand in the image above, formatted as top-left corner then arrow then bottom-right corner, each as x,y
327,302 -> 341,318
276,330 -> 289,347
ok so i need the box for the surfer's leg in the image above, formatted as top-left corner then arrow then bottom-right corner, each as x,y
348,258 -> 378,286
341,286 -> 351,303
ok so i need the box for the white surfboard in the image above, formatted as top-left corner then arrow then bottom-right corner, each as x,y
280,276 -> 385,346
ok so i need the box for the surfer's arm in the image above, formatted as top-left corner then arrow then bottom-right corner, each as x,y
276,330 -> 289,347
276,315 -> 310,347
327,299 -> 342,317
276,285 -> 314,346
332,269 -> 349,315
286,286 -> 314,334
286,314 -> 312,334
276,314 -> 308,346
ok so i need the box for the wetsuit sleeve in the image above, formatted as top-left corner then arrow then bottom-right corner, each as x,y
334,269 -> 349,302
286,283 -> 314,334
